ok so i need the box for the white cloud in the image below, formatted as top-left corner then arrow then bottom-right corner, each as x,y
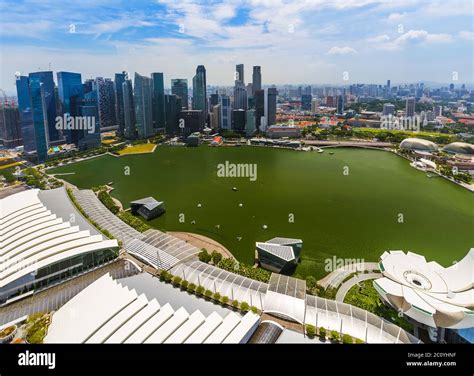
326,46 -> 357,55
375,30 -> 454,50
366,34 -> 390,43
387,12 -> 406,21
458,31 -> 474,41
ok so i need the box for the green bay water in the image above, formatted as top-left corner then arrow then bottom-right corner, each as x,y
50,146 -> 474,279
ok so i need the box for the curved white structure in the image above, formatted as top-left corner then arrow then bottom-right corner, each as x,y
375,249 -> 474,329
45,273 -> 260,343
0,188 -> 119,304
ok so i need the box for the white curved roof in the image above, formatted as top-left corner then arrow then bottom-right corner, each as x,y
45,273 -> 260,343
0,188 -> 118,292
376,249 -> 474,329
400,137 -> 438,152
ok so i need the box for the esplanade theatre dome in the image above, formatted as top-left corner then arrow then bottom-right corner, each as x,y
399,138 -> 438,152
442,142 -> 474,155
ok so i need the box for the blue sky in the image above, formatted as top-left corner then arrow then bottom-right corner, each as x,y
0,0 -> 473,93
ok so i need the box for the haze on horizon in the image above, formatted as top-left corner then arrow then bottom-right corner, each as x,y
1,0 -> 473,94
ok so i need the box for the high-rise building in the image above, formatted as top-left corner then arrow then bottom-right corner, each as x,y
28,71 -> 59,161
263,88 -> 277,130
301,94 -> 312,111
0,104 -> 22,147
232,109 -> 245,132
219,95 -> 232,130
336,94 -> 345,115
96,77 -> 116,130
311,98 -> 320,114
255,89 -> 265,131
192,65 -> 207,116
134,73 -> 154,139
15,76 -> 36,156
164,94 -> 179,135
326,96 -> 335,107
434,105 -> 443,117
210,93 -> 219,111
252,66 -> 261,96
122,79 -> 136,139
303,86 -> 312,95
57,71 -> 84,144
406,97 -> 415,117
151,72 -> 166,130
235,64 -> 244,84
245,109 -> 256,137
383,103 -> 395,116
171,79 -> 189,110
77,87 -> 101,150
233,83 -> 247,110
114,72 -> 127,136
210,104 -> 221,130
179,110 -> 205,136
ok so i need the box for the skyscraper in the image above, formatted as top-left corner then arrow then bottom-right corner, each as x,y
192,65 -> 207,115
406,97 -> 415,117
77,86 -> 101,150
219,95 -> 232,130
245,109 -> 256,137
255,89 -> 265,131
16,76 -> 36,156
383,103 -> 395,116
252,66 -> 261,96
96,77 -> 116,130
180,110 -> 205,136
233,83 -> 247,110
57,71 -> 83,144
232,109 -> 246,132
134,73 -> 154,139
122,78 -> 136,139
210,104 -> 221,130
151,73 -> 166,130
301,94 -> 312,111
263,88 -> 277,130
164,94 -> 179,135
171,79 -> 189,110
114,72 -> 127,136
29,71 -> 58,161
235,64 -> 244,84
337,94 -> 345,115
0,104 -> 22,148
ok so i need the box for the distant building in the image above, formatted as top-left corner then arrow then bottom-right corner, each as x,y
210,104 -> 221,130
171,79 -> 189,110
264,88 -> 277,130
266,125 -> 301,139
164,94 -> 179,135
252,66 -> 262,96
232,109 -> 246,132
311,98 -> 320,114
151,72 -> 166,130
186,132 -> 200,147
245,109 -> 256,137
96,77 -> 116,130
255,89 -> 265,131
134,73 -> 154,139
219,95 -> 232,130
122,79 -> 136,139
192,65 -> 207,115
114,72 -> 127,137
326,95 -> 335,107
180,110 -> 205,136
406,97 -> 416,117
336,94 -> 345,115
383,103 -> 395,116
233,83 -> 247,110
130,197 -> 165,220
301,94 -> 312,111
235,64 -> 244,84
0,104 -> 22,148
15,76 -> 36,157
256,237 -> 303,273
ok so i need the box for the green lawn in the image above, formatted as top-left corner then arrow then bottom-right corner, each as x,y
49,145 -> 474,279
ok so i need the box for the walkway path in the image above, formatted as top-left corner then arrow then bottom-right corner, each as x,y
318,262 -> 379,289
169,231 -> 236,260
335,273 -> 381,302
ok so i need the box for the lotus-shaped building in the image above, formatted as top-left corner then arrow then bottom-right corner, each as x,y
374,249 -> 474,329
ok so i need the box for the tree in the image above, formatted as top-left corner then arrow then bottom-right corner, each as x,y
305,276 -> 317,291
342,334 -> 353,344
250,306 -> 259,314
205,289 -> 213,298
198,249 -> 212,263
187,283 -> 196,293
180,280 -> 189,290
221,296 -> 229,305
318,327 -> 326,339
240,301 -> 250,312
232,300 -> 239,309
211,251 -> 222,265
159,270 -> 168,281
213,292 -> 221,301
196,285 -> 205,295
172,276 -> 182,286
306,324 -> 316,338
330,330 -> 340,342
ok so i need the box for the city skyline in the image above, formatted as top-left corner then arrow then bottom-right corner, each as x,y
1,0 -> 473,94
